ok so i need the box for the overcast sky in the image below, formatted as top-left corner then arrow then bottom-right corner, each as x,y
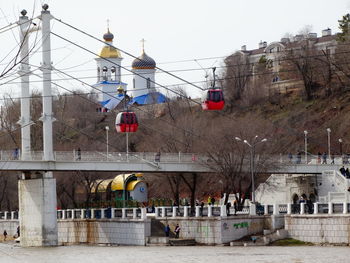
1,0 -> 350,99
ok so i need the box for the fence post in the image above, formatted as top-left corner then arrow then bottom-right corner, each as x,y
178,152 -> 181,163
195,206 -> 200,217
101,209 -> 105,219
141,208 -> 147,220
184,206 -> 188,218
122,208 -> 126,219
220,205 -> 227,217
328,202 -> 333,214
133,208 -> 137,219
313,203 -> 318,214
161,207 -> 166,218
208,206 -> 212,217
155,207 -> 159,218
264,204 -> 268,215
343,202 -> 348,214
91,209 -> 95,219
62,210 -> 66,220
250,203 -> 256,216
300,203 -> 305,214
11,211 -> 15,220
71,209 -> 75,219
81,209 -> 85,219
273,204 -> 279,215
287,203 -> 292,215
111,208 -> 115,219
172,207 -> 177,218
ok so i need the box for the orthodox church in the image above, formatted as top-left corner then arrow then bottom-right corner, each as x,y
94,29 -> 167,111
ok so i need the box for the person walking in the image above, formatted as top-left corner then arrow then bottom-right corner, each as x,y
200,201 -> 204,216
226,201 -> 231,216
322,152 -> 327,164
211,197 -> 216,206
155,151 -> 161,162
77,147 -> 81,161
174,224 -> 181,238
164,224 -> 170,237
207,196 -> 212,206
288,152 -> 293,163
3,230 -> 7,241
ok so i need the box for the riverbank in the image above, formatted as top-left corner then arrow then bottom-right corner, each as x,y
0,243 -> 349,263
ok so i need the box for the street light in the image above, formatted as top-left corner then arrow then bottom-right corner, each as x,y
327,128 -> 331,158
339,138 -> 343,156
105,126 -> 109,159
304,130 -> 308,164
235,136 -> 267,204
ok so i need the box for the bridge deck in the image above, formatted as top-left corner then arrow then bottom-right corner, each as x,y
0,151 -> 344,173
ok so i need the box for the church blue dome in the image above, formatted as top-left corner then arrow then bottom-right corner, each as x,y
132,52 -> 156,69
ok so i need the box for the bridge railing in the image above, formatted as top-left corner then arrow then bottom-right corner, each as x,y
1,150 -> 350,167
56,207 -> 146,220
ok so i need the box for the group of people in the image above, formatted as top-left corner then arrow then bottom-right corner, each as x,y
288,151 -> 350,165
339,166 -> 350,178
3,226 -> 20,241
164,223 -> 181,238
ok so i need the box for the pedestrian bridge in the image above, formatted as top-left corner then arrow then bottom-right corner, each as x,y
0,150 -> 345,174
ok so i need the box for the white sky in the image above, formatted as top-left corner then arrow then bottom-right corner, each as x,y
0,0 -> 350,99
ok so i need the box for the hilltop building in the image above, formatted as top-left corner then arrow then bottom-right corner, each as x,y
94,29 -> 167,111
225,28 -> 338,99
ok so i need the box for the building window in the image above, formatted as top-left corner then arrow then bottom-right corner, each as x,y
111,66 -> 116,81
102,66 -> 108,81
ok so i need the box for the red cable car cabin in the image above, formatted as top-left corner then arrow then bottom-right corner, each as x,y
201,89 -> 225,111
115,111 -> 139,133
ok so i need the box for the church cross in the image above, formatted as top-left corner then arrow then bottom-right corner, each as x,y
141,38 -> 146,52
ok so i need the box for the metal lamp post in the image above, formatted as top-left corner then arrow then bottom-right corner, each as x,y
105,126 -> 109,159
339,139 -> 343,156
304,130 -> 308,164
327,128 -> 331,158
235,136 -> 267,204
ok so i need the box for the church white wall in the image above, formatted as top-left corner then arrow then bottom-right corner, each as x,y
132,69 -> 156,98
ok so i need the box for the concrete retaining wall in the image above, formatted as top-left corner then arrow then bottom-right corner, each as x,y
58,219 -> 151,246
0,220 -> 19,238
0,219 -> 151,246
285,215 -> 350,244
158,216 -> 267,244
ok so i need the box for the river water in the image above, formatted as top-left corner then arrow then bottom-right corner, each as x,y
0,243 -> 349,263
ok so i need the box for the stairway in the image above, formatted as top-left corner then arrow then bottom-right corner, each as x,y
169,239 -> 196,246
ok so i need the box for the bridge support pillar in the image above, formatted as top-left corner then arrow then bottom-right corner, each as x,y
18,172 -> 58,247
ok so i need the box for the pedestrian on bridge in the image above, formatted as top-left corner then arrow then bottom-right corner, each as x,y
322,152 -> 327,164
288,153 -> 293,163
76,147 -> 81,161
155,151 -> 161,162
3,230 -> 7,241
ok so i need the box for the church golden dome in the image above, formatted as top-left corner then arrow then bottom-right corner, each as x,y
99,29 -> 122,58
